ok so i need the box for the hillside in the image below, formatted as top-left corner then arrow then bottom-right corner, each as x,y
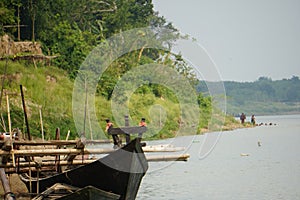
197,76 -> 300,116
1,61 -> 243,140
0,61 -> 76,139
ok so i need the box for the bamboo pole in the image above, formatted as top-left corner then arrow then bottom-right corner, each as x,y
39,107 -> 44,142
0,146 -> 185,156
65,130 -> 70,141
146,154 -> 190,162
0,59 -> 8,133
0,148 -> 115,156
83,78 -> 88,137
0,139 -> 111,146
142,145 -> 185,152
87,102 -> 93,140
20,85 -> 31,140
0,58 -> 8,110
37,167 -> 39,194
0,114 -> 7,132
0,154 -> 190,169
29,160 -> 32,194
55,128 -> 61,173
6,95 -> 15,167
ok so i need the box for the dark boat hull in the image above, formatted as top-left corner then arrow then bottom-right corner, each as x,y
20,139 -> 148,200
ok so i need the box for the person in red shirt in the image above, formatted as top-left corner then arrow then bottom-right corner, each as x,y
139,118 -> 147,127
105,119 -> 113,132
105,119 -> 120,148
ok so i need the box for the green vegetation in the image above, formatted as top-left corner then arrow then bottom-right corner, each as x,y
0,1 -> 240,140
1,0 -> 176,78
0,60 -> 233,140
197,76 -> 300,116
0,61 -> 75,139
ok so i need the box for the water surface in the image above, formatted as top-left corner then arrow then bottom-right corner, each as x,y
137,115 -> 300,200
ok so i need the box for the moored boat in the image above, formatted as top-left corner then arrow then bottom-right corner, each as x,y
19,138 -> 148,200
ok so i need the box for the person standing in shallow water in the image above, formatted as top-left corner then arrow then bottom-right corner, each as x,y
240,113 -> 246,124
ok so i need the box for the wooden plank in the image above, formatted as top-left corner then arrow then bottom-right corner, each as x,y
108,126 -> 147,135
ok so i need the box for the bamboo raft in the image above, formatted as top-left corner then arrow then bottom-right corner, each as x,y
0,139 -> 189,171
0,129 -> 189,199
0,111 -> 189,200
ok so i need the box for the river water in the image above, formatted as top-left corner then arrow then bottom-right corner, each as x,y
137,115 -> 300,200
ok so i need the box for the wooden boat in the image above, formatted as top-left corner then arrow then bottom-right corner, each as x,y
19,138 -> 148,200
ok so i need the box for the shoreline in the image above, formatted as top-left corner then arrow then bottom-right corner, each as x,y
0,115 -> 289,198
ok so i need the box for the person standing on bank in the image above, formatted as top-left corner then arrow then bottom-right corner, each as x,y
240,113 -> 246,124
105,119 -> 113,132
139,118 -> 147,127
105,119 -> 120,148
251,115 -> 256,125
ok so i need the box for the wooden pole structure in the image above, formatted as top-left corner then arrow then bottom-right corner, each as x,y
20,85 -> 31,140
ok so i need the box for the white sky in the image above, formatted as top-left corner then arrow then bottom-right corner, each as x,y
152,0 -> 300,82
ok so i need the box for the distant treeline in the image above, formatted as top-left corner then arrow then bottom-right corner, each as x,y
197,76 -> 300,115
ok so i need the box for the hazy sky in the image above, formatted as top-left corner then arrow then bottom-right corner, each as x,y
152,0 -> 300,82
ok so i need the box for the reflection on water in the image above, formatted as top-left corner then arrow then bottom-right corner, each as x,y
137,115 -> 300,200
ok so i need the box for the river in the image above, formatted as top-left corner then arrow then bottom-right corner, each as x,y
137,115 -> 300,200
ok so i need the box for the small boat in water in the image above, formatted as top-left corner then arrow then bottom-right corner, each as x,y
19,138 -> 148,200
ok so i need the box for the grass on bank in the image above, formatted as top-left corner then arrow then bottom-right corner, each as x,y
0,61 -> 240,140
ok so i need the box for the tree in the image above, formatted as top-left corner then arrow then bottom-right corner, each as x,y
0,1 -> 16,36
